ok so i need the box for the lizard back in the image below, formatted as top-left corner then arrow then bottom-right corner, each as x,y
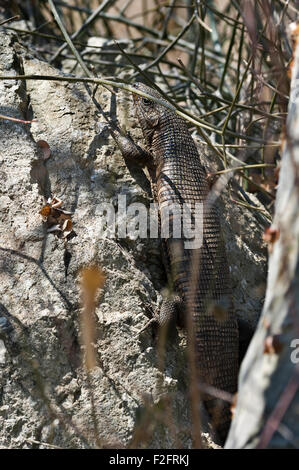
132,82 -> 239,443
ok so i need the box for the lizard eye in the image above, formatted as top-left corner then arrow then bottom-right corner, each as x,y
142,97 -> 152,106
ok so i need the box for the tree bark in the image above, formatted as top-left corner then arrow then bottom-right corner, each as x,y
225,30 -> 299,449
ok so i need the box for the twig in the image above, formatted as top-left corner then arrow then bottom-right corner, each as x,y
50,0 -> 114,63
0,15 -> 20,26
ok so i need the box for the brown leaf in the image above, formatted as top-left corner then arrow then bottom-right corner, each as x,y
37,140 -> 51,161
61,218 -> 73,232
263,227 -> 280,253
264,335 -> 283,355
230,393 -> 238,418
40,204 -> 51,218
39,196 -> 75,241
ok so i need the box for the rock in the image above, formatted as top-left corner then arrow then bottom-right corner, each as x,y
0,340 -> 6,364
0,30 -> 192,449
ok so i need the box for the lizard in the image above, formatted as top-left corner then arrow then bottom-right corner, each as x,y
113,82 -> 239,444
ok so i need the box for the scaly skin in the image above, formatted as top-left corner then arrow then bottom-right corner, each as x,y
119,83 -> 239,443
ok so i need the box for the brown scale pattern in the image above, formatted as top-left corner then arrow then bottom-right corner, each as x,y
133,83 -> 239,443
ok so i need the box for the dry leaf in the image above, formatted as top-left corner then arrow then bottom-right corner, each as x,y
39,196 -> 75,240
230,392 -> 238,418
288,22 -> 299,79
264,335 -> 283,355
36,140 -> 51,161
263,226 -> 280,253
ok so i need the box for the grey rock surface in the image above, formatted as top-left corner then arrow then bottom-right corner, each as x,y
0,30 -> 267,449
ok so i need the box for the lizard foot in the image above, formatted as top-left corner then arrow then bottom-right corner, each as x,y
135,302 -> 160,338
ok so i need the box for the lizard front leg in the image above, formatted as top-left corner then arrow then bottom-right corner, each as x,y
110,128 -> 155,171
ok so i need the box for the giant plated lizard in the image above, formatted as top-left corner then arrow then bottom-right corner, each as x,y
114,82 -> 239,444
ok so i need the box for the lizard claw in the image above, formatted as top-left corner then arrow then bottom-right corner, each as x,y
134,301 -> 160,337
135,317 -> 157,337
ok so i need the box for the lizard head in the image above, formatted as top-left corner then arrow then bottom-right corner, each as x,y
132,82 -> 170,146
